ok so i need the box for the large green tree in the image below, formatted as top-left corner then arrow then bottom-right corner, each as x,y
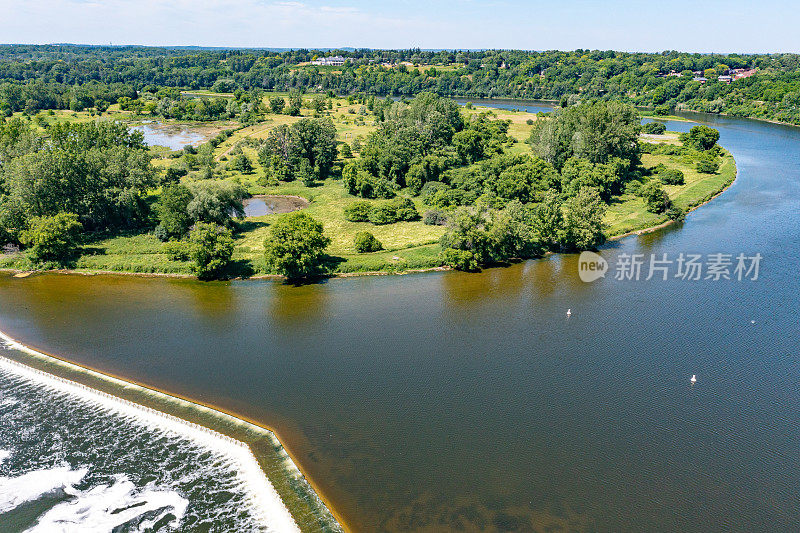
263,212 -> 330,280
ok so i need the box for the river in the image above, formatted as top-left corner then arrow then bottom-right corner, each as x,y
1,105 -> 799,531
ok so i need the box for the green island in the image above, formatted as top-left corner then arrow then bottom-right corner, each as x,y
0,92 -> 735,280
0,47 -> 742,281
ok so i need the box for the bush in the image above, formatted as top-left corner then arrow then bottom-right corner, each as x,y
354,231 -> 383,253
654,105 -> 670,116
269,96 -> 285,114
231,154 -> 253,174
393,197 -> 419,221
658,168 -> 685,185
420,181 -> 450,204
20,212 -> 82,264
368,203 -> 398,225
441,248 -> 479,271
696,157 -> 720,174
188,223 -> 234,280
423,209 -> 448,226
344,201 -> 372,222
665,206 -> 686,221
642,121 -> 667,134
641,180 -> 670,213
263,212 -> 330,280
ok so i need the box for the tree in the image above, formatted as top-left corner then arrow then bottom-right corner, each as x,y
155,183 -> 193,240
561,187 -> 606,250
189,222 -> 234,280
20,212 -> 82,264
187,181 -> 247,227
641,180 -> 670,213
263,212 -> 330,280
339,143 -> 353,158
530,189 -> 563,251
297,158 -> 316,186
269,96 -> 285,114
527,100 -> 640,170
354,231 -> 383,253
682,125 -> 720,151
2,121 -> 155,231
291,118 -> 337,180
231,153 -> 253,174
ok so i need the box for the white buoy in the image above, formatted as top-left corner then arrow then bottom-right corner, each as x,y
690,374 -> 697,384
566,309 -> 572,317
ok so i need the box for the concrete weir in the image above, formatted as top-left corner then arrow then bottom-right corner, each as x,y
0,330 -> 343,533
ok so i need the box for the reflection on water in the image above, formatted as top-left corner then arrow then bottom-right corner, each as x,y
1,109 -> 800,531
130,123 -> 208,150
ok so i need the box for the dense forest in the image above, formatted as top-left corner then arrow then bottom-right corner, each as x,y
1,45 -> 800,124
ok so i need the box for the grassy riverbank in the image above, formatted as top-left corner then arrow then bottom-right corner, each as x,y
0,100 -> 737,278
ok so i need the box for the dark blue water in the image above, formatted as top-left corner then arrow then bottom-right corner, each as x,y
1,105 -> 799,531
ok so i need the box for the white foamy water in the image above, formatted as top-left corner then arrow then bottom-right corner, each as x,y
26,474 -> 188,533
0,449 -> 10,464
0,466 -> 87,514
0,330 -> 305,532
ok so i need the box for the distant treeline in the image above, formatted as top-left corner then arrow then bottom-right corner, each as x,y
2,45 -> 800,124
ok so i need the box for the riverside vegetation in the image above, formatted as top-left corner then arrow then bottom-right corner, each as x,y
0,87 -> 734,280
2,45 -> 800,125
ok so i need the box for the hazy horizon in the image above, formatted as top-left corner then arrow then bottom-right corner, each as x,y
2,0 -> 799,54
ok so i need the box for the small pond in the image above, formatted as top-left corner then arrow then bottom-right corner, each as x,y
242,195 -> 309,217
130,123 -> 210,150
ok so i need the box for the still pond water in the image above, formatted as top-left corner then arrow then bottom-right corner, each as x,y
2,105 -> 800,531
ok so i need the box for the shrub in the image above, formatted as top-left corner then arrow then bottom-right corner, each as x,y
354,231 -> 383,253
696,157 -> 720,174
642,121 -> 667,134
188,223 -> 234,280
423,209 -> 448,226
231,154 -> 253,174
368,203 -> 398,225
641,180 -> 670,213
420,181 -> 450,204
344,201 -> 372,222
264,212 -> 330,280
269,96 -> 285,114
393,197 -> 419,221
658,168 -> 685,185
442,248 -> 479,272
20,212 -> 82,264
625,180 -> 643,195
665,206 -> 686,221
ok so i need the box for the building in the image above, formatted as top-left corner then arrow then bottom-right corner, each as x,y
311,56 -> 346,66
718,75 -> 732,84
732,68 -> 757,80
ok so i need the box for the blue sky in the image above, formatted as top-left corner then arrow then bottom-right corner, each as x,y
2,0 -> 798,52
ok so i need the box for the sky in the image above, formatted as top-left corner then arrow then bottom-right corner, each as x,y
2,0 -> 798,53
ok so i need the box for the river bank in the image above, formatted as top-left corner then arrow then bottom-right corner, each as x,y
0,329 -> 344,532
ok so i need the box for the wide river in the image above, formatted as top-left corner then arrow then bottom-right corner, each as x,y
2,105 -> 800,531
